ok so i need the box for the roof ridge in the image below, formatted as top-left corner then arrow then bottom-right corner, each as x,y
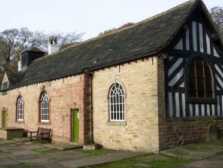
128,0 -> 197,30
15,0 -> 201,89
62,0 -> 197,49
35,0 -> 197,62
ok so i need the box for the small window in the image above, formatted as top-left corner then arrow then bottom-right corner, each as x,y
108,82 -> 125,121
16,96 -> 24,122
188,59 -> 214,100
39,92 -> 49,123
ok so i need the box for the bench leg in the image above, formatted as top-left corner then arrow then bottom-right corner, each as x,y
29,133 -> 35,141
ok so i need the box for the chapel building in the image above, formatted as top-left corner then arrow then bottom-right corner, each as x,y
0,0 -> 223,152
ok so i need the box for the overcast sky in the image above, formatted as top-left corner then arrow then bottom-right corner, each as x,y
0,0 -> 222,40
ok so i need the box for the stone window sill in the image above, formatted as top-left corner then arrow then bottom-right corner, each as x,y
107,121 -> 127,126
39,120 -> 51,125
16,120 -> 24,124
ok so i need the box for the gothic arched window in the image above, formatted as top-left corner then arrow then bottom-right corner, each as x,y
39,92 -> 49,122
108,83 -> 125,121
16,96 -> 24,121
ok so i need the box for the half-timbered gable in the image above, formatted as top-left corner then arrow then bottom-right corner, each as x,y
166,2 -> 223,119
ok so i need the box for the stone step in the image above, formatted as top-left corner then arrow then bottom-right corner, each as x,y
46,143 -> 83,151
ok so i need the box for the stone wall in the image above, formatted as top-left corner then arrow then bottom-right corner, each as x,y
1,53 -> 219,151
92,57 -> 160,152
159,119 -> 223,149
0,74 -> 87,144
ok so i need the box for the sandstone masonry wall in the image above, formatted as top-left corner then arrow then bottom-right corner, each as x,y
92,58 -> 160,152
0,74 -> 86,144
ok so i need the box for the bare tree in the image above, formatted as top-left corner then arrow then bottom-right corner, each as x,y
0,29 -> 19,61
0,28 -> 83,64
0,39 -> 9,64
211,7 -> 223,27
211,7 -> 223,38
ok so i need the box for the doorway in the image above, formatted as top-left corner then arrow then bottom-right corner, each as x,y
1,110 -> 7,129
71,109 -> 79,143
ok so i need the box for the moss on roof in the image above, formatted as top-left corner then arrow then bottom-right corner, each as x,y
11,0 -> 202,89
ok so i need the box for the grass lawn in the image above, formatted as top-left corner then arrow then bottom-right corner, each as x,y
88,154 -> 191,168
185,141 -> 223,151
6,163 -> 33,168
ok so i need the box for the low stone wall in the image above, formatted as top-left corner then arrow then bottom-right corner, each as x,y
159,119 -> 223,150
0,128 -> 24,140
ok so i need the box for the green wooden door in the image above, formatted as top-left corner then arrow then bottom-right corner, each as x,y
71,109 -> 79,143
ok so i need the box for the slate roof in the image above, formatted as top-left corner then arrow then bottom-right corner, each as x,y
7,0 -> 217,89
21,47 -> 47,54
3,64 -> 24,85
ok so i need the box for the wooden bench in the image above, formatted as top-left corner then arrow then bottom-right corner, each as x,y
28,128 -> 52,142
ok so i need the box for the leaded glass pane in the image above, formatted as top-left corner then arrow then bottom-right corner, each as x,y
108,83 -> 125,121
